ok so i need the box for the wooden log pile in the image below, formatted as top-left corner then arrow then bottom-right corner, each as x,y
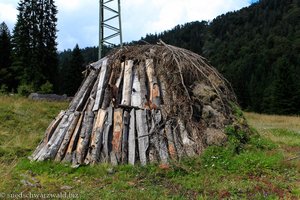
30,43 -> 240,166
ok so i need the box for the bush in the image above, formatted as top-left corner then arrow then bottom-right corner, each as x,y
39,81 -> 53,94
225,125 -> 250,153
0,84 -> 8,94
17,83 -> 35,96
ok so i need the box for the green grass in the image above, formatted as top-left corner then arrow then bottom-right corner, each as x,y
0,96 -> 299,199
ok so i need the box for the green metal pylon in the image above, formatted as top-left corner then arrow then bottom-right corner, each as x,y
99,0 -> 123,59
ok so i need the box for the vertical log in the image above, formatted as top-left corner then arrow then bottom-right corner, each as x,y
121,60 -> 134,106
165,121 -> 177,160
75,98 -> 95,164
113,62 -> 125,105
173,123 -> 186,159
128,109 -> 136,165
121,110 -> 130,164
92,58 -> 108,111
63,113 -> 84,163
111,108 -> 123,165
158,74 -> 170,106
178,120 -> 196,157
149,110 -> 168,164
158,129 -> 169,164
159,75 -> 173,119
137,62 -> 148,109
102,106 -> 113,162
148,110 -> 160,163
55,111 -> 81,161
136,109 -> 149,166
146,59 -> 161,108
85,109 -> 107,164
101,87 -> 111,109
131,66 -> 143,108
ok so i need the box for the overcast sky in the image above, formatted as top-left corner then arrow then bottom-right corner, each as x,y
0,0 -> 256,51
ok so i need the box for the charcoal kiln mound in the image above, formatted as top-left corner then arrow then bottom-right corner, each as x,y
30,43 -> 248,166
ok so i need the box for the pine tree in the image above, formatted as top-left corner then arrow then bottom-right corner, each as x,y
62,44 -> 85,96
11,0 -> 58,92
39,0 -> 58,91
0,22 -> 12,91
271,57 -> 297,115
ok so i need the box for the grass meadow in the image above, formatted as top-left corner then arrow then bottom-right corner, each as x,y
0,95 -> 299,199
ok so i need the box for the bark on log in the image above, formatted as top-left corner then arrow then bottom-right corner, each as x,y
137,62 -> 148,109
173,123 -> 186,159
55,111 -> 81,161
63,113 -> 84,163
102,106 -> 113,162
131,66 -> 143,108
128,109 -> 136,165
121,60 -> 134,106
114,62 -> 125,105
165,121 -> 177,160
30,110 -> 65,160
146,59 -> 161,109
93,58 -> 108,111
101,87 -> 111,110
37,112 -> 74,161
121,110 -> 130,164
149,110 -> 160,163
111,108 -> 123,165
178,120 -> 196,157
85,109 -> 107,164
75,98 -> 95,164
136,109 -> 149,166
158,129 -> 169,164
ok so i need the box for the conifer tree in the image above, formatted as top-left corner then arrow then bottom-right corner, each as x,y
0,22 -> 12,91
12,0 -> 58,92
62,44 -> 85,96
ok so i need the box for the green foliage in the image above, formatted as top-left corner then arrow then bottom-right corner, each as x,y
11,0 -> 58,93
230,102 -> 244,118
139,0 -> 300,115
0,22 -> 12,90
225,125 -> 250,153
0,97 -> 299,199
248,134 -> 278,150
39,81 -> 53,94
17,83 -> 35,96
60,44 -> 85,96
0,84 -> 8,94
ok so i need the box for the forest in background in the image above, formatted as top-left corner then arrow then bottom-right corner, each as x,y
138,0 -> 300,115
0,0 -> 299,115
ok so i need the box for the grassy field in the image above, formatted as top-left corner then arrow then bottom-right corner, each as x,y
0,96 -> 299,199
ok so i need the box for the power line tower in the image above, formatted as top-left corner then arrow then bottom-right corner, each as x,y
99,0 -> 123,59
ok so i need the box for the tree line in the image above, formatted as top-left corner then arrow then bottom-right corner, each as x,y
138,0 -> 300,115
0,0 -> 110,96
1,0 -> 299,115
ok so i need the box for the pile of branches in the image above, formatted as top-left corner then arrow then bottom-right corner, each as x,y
30,43 -> 240,166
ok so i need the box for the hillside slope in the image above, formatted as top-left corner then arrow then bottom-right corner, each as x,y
140,0 -> 300,114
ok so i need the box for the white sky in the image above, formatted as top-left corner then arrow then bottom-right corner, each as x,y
0,0 -> 255,50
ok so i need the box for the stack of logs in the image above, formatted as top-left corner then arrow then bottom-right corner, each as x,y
30,45 -> 236,166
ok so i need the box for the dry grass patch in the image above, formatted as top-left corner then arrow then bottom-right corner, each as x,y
245,112 -> 300,132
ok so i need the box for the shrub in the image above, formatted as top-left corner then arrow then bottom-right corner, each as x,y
0,84 -> 8,94
39,81 -> 53,94
17,83 -> 35,96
